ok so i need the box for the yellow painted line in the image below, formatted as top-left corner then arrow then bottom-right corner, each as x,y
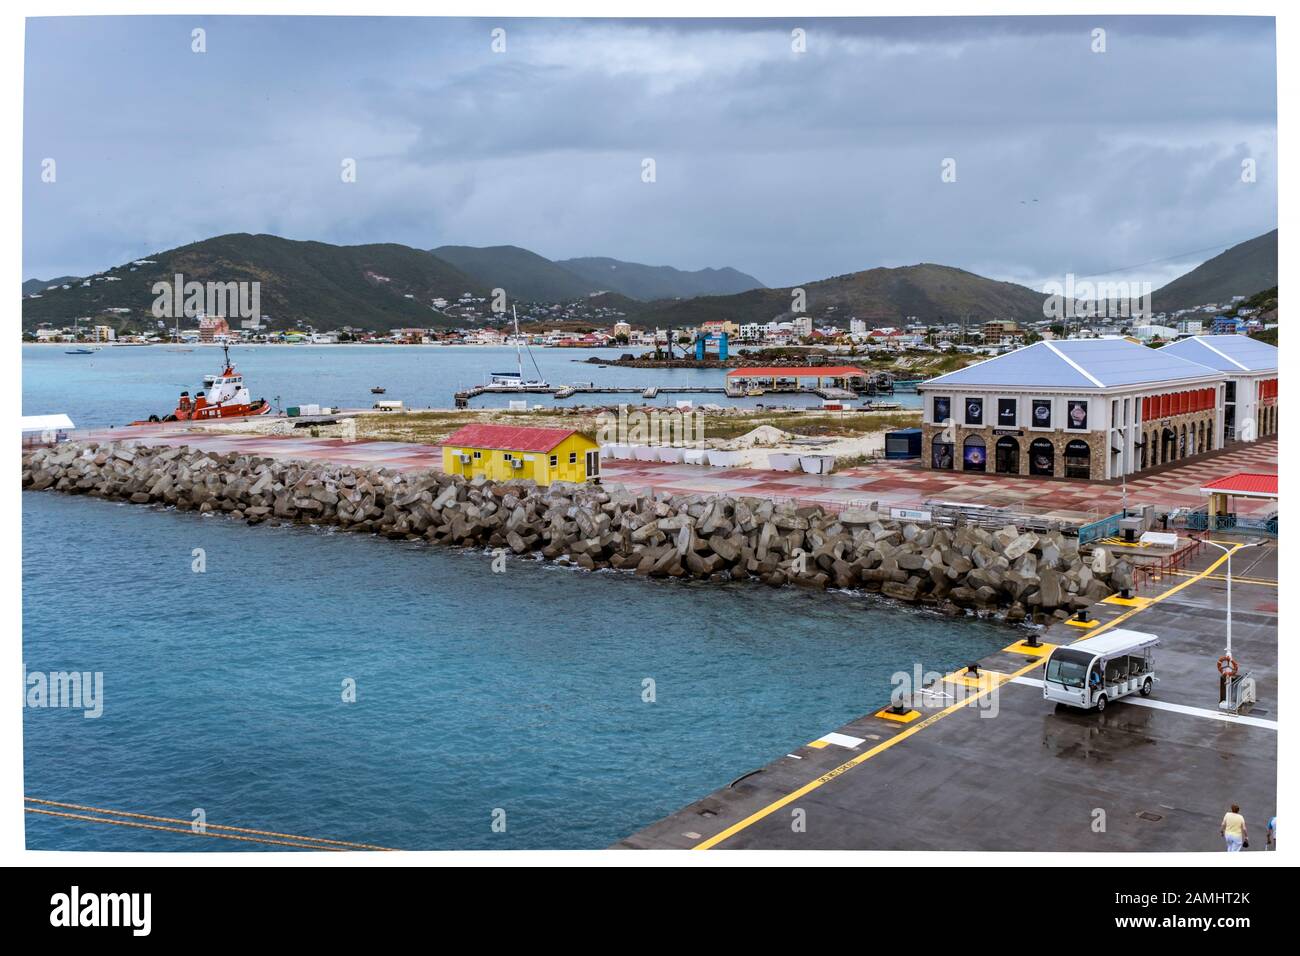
1066,618 -> 1101,629
875,708 -> 921,723
1167,570 -> 1277,587
1003,639 -> 1056,657
693,546 -> 1240,850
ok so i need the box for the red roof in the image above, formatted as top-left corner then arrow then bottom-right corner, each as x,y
726,366 -> 866,378
1200,472 -> 1278,497
440,424 -> 582,453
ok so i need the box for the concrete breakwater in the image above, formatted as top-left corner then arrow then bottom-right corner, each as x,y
22,441 -> 1133,624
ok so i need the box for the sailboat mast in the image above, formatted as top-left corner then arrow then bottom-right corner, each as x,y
513,305 -> 522,379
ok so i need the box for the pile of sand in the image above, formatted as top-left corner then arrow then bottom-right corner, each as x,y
720,425 -> 796,450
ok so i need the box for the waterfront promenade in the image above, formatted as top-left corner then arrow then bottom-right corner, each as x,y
620,536 -> 1278,850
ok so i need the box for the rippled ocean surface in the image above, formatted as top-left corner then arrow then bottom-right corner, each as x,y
22,491 -> 1009,850
22,343 -> 921,428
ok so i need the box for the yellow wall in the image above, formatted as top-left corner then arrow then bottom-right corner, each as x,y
441,433 -> 600,485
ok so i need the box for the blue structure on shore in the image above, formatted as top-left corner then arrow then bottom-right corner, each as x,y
695,331 -> 729,361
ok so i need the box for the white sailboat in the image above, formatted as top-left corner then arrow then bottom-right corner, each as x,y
489,306 -> 549,389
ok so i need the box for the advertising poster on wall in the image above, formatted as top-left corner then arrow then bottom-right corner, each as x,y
1067,400 -> 1088,430
1032,399 -> 1052,428
965,398 -> 983,426
998,399 -> 1017,427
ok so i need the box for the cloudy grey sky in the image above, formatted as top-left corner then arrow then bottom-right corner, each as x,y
24,15 -> 1276,291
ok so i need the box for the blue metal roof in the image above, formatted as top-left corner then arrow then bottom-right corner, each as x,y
924,338 -> 1220,390
1159,335 -> 1278,373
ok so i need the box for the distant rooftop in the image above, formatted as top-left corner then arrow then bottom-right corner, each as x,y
440,424 -> 582,453
725,366 -> 866,378
922,338 -> 1220,390
1158,335 -> 1278,373
1199,472 -> 1278,498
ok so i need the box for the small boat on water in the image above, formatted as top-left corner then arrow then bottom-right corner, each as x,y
130,343 -> 272,424
65,347 -> 100,354
370,386 -> 387,394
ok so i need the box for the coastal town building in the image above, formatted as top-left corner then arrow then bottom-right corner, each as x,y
198,315 -> 230,343
440,424 -> 600,485
1159,335 -> 1279,442
917,337 -> 1264,481
981,320 -> 1022,345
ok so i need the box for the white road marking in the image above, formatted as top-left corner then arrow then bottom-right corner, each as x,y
1009,675 -> 1277,730
819,732 -> 866,749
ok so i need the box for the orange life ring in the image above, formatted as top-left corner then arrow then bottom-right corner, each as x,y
1217,655 -> 1238,678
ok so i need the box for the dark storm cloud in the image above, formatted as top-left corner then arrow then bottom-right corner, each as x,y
24,15 -> 1276,290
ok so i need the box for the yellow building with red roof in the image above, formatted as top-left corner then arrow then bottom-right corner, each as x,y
439,424 -> 600,485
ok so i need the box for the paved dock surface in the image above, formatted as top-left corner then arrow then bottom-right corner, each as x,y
618,538 -> 1277,851
79,425 -> 1277,517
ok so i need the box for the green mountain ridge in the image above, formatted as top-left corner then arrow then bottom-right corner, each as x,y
1151,230 -> 1278,313
22,276 -> 81,296
429,245 -> 594,303
557,256 -> 764,300
22,234 -> 485,331
634,262 -> 1056,328
428,245 -> 766,303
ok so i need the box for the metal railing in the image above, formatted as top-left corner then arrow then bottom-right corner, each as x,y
1131,533 -> 1208,592
1078,511 -> 1126,545
1182,509 -> 1278,537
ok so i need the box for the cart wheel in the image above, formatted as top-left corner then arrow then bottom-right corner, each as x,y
1095,693 -> 1107,712
1140,677 -> 1152,697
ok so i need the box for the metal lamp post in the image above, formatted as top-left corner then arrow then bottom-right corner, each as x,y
1202,539 -> 1262,660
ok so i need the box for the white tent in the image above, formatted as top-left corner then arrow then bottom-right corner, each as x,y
20,414 -> 75,433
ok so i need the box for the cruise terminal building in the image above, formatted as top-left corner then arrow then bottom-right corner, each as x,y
918,337 -> 1277,482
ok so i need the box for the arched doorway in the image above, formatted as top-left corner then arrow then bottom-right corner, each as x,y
1063,439 -> 1091,480
1178,425 -> 1187,458
962,436 -> 987,472
930,434 -> 954,469
1140,434 -> 1148,469
1198,421 -> 1206,454
994,436 -> 1020,474
1162,427 -> 1176,464
1029,438 -> 1054,477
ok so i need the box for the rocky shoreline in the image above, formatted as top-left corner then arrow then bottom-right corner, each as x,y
23,441 -> 1132,625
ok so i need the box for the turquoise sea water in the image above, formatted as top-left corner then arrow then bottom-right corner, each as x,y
22,343 -> 921,429
22,491 -> 1010,851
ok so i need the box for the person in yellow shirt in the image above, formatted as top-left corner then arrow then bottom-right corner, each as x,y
1220,804 -> 1248,851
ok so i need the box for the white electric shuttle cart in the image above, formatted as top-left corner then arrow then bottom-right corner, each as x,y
1042,629 -> 1160,712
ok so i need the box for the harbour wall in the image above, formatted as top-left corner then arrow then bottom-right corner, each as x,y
22,441 -> 1134,624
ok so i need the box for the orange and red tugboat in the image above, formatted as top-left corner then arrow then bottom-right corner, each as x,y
131,343 -> 272,424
